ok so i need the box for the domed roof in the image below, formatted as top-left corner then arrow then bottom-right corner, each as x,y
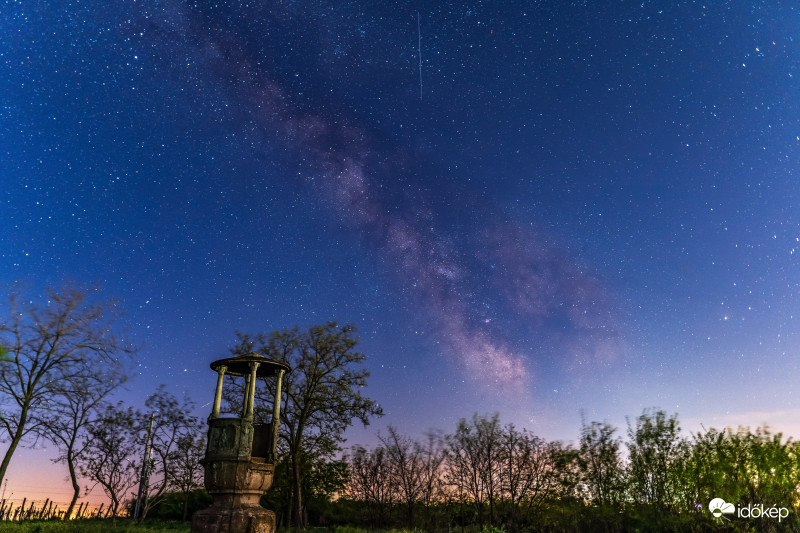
209,352 -> 291,377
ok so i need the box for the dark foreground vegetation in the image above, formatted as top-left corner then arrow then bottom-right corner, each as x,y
266,411 -> 800,533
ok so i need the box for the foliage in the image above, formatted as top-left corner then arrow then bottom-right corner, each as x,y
684,424 -> 800,524
61,387 -> 205,522
141,489 -> 212,522
343,416 -> 564,531
0,345 -> 10,362
576,419 -> 625,507
329,410 -> 800,532
344,445 -> 397,528
261,455 -> 349,527
6,410 -> 800,532
229,321 -> 383,528
379,426 -> 428,529
626,410 -> 685,508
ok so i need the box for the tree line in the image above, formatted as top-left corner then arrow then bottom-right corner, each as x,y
316,412 -> 800,532
3,284 -> 799,532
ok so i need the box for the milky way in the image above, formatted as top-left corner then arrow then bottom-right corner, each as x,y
137,2 -> 624,393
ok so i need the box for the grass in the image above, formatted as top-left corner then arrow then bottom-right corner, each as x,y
0,525 -> 375,533
303,525 -> 425,533
0,519 -> 191,532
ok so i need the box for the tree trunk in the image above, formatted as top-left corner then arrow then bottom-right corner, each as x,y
0,404 -> 29,486
139,498 -> 149,521
110,495 -> 119,520
291,453 -> 304,528
64,448 -> 80,520
182,492 -> 189,522
285,493 -> 292,529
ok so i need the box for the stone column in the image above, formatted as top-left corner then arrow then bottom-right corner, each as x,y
244,362 -> 260,419
210,365 -> 227,419
242,372 -> 251,417
271,369 -> 284,458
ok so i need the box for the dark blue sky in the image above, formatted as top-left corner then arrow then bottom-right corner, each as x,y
2,0 -> 800,499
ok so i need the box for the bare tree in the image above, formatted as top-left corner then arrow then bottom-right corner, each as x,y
39,368 -> 127,519
417,431 -> 447,530
0,284 -> 131,485
346,445 -> 396,528
79,403 -> 140,518
498,424 -> 560,526
168,433 -> 206,521
380,426 -> 425,528
445,413 -> 504,528
137,387 -> 201,521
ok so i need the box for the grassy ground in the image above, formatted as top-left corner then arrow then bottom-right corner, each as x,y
0,523 -> 447,533
0,524 -> 420,533
0,519 -> 191,532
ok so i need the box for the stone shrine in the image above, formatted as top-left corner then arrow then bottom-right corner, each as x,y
192,353 -> 290,533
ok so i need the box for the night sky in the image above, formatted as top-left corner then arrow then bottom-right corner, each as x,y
3,0 -> 800,504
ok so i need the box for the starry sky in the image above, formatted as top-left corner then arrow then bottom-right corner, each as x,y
2,0 -> 800,502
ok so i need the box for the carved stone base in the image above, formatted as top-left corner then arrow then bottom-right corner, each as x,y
192,506 -> 275,533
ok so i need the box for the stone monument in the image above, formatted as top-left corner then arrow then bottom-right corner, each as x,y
192,353 -> 290,533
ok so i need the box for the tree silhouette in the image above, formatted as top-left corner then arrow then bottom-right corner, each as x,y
230,321 -> 383,528
626,410 -> 684,508
79,403 -> 140,518
40,368 -> 127,519
446,413 -> 504,528
168,433 -> 206,521
137,387 -> 202,521
0,284 -> 131,486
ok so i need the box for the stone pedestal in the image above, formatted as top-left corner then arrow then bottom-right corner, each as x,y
192,505 -> 275,533
192,458 -> 276,533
